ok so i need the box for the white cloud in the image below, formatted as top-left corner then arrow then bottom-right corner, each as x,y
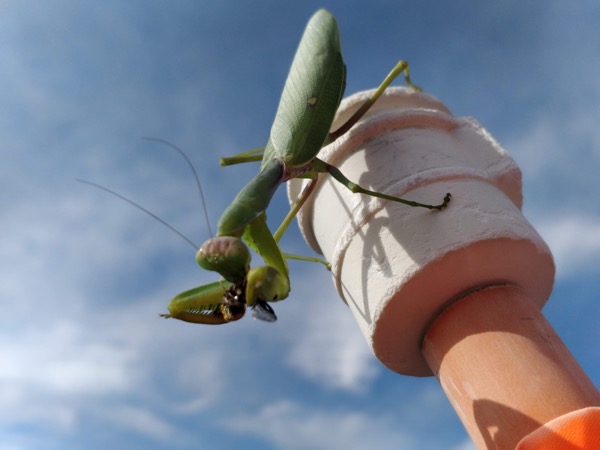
500,97 -> 600,281
507,120 -> 559,178
168,349 -> 227,413
103,405 -> 176,441
279,268 -> 379,392
226,400 -> 418,450
452,439 -> 477,450
0,317 -> 138,427
537,215 -> 600,278
286,310 -> 378,392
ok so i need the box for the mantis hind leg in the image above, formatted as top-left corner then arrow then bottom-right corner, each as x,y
162,281 -> 246,325
329,60 -> 421,142
316,158 -> 451,210
273,177 -> 332,270
283,253 -> 331,271
220,146 -> 265,166
273,176 -> 319,242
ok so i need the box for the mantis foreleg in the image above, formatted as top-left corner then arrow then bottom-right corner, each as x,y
161,281 -> 246,324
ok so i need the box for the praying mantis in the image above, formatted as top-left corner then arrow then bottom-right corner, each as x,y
161,9 -> 450,325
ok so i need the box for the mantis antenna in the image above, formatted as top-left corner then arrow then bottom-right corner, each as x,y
77,179 -> 199,249
141,137 -> 214,239
78,137 -> 218,250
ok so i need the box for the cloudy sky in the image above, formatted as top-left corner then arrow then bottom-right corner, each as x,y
2,1 -> 600,449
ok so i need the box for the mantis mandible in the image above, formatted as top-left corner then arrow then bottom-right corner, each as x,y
162,9 -> 451,325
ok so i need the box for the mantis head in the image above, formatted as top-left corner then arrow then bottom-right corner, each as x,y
196,237 -> 251,283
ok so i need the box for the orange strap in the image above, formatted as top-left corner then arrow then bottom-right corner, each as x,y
516,407 -> 600,449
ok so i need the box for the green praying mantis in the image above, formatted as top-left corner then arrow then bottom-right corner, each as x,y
161,9 -> 451,325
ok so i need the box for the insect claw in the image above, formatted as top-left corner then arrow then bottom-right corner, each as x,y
437,192 -> 452,210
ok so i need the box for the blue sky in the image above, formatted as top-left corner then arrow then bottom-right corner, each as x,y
2,1 -> 600,449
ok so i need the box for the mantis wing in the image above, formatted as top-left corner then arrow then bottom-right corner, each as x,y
262,8 -> 346,169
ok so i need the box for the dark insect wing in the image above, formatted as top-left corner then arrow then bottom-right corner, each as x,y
252,300 -> 278,322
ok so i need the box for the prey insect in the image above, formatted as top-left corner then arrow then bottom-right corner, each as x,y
163,9 -> 450,325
